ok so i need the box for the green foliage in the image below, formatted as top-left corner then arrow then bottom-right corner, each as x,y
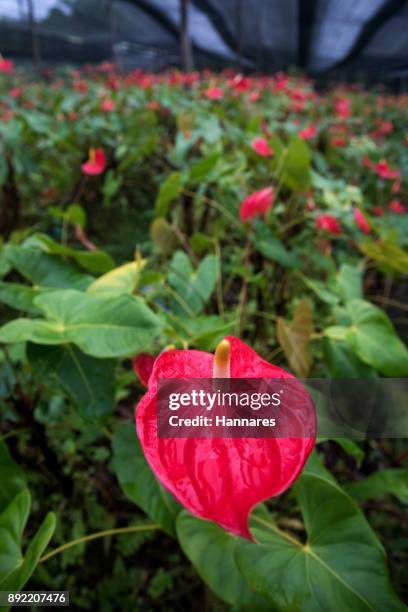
0,66 -> 407,610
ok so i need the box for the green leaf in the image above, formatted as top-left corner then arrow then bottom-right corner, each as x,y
345,299 -> 408,376
281,135 -> 311,191
111,423 -> 180,536
27,343 -> 116,423
0,290 -> 164,358
359,240 -> 408,274
336,264 -> 362,303
344,469 -> 408,504
322,339 -> 377,378
4,245 -> 92,290
155,172 -> 183,217
168,251 -> 219,315
0,441 -> 26,512
0,281 -> 42,314
299,275 -> 339,305
29,234 -> 114,274
0,490 -> 30,586
1,512 -> 56,592
189,153 -> 219,182
176,511 -> 272,610
87,260 -> 147,298
255,224 -> 298,268
236,471 -> 406,611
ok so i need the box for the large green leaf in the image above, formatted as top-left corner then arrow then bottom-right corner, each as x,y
0,289 -> 164,358
1,512 -> 56,592
0,490 -> 30,586
322,339 -> 377,378
4,245 -> 92,290
236,470 -> 406,611
87,259 -> 147,298
335,264 -> 362,303
176,511 -> 272,611
0,281 -> 42,314
344,299 -> 408,376
27,343 -> 116,422
344,469 -> 408,504
111,423 -> 180,536
168,251 -> 219,315
0,441 -> 26,512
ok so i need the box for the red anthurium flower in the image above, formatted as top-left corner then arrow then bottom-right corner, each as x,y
373,159 -> 401,180
353,208 -> 371,234
101,99 -> 115,112
8,87 -> 23,98
133,353 -> 156,386
251,137 -> 273,157
391,180 -> 401,194
203,87 -> 224,100
81,148 -> 106,175
388,200 -> 406,214
372,206 -> 384,217
240,187 -> 274,222
0,57 -> 14,73
135,337 -> 315,539
316,214 -> 341,235
298,124 -> 317,140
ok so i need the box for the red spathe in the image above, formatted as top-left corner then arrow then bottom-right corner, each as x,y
135,336 -> 315,539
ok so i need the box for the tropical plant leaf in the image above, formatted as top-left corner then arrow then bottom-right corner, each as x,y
236,470 -> 406,611
111,423 -> 180,536
0,290 -> 164,358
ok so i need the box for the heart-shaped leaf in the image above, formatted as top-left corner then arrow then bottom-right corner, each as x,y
111,423 -> 180,536
0,289 -> 164,358
236,466 -> 406,611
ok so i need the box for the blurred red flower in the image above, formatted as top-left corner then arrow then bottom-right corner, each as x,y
388,200 -> 406,214
240,187 -> 274,222
101,99 -> 115,112
299,124 -> 317,140
204,87 -> 224,100
8,87 -> 23,98
81,148 -> 106,175
372,206 -> 384,217
373,159 -> 401,180
316,214 -> 341,235
251,137 -> 273,157
0,57 -> 14,73
353,208 -> 371,234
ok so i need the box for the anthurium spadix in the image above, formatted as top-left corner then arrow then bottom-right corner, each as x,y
135,337 -> 315,539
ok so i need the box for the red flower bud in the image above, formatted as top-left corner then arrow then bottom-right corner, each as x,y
81,148 -> 106,175
240,187 -> 274,222
251,137 -> 273,157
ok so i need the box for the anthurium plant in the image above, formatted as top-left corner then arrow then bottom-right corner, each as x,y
0,62 -> 407,610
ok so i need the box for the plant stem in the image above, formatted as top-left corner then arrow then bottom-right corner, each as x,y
39,524 -> 160,563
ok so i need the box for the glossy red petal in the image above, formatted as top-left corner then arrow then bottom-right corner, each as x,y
132,353 -> 156,386
135,337 -> 315,540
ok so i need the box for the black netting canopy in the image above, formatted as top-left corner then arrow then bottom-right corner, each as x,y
1,0 -> 408,82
